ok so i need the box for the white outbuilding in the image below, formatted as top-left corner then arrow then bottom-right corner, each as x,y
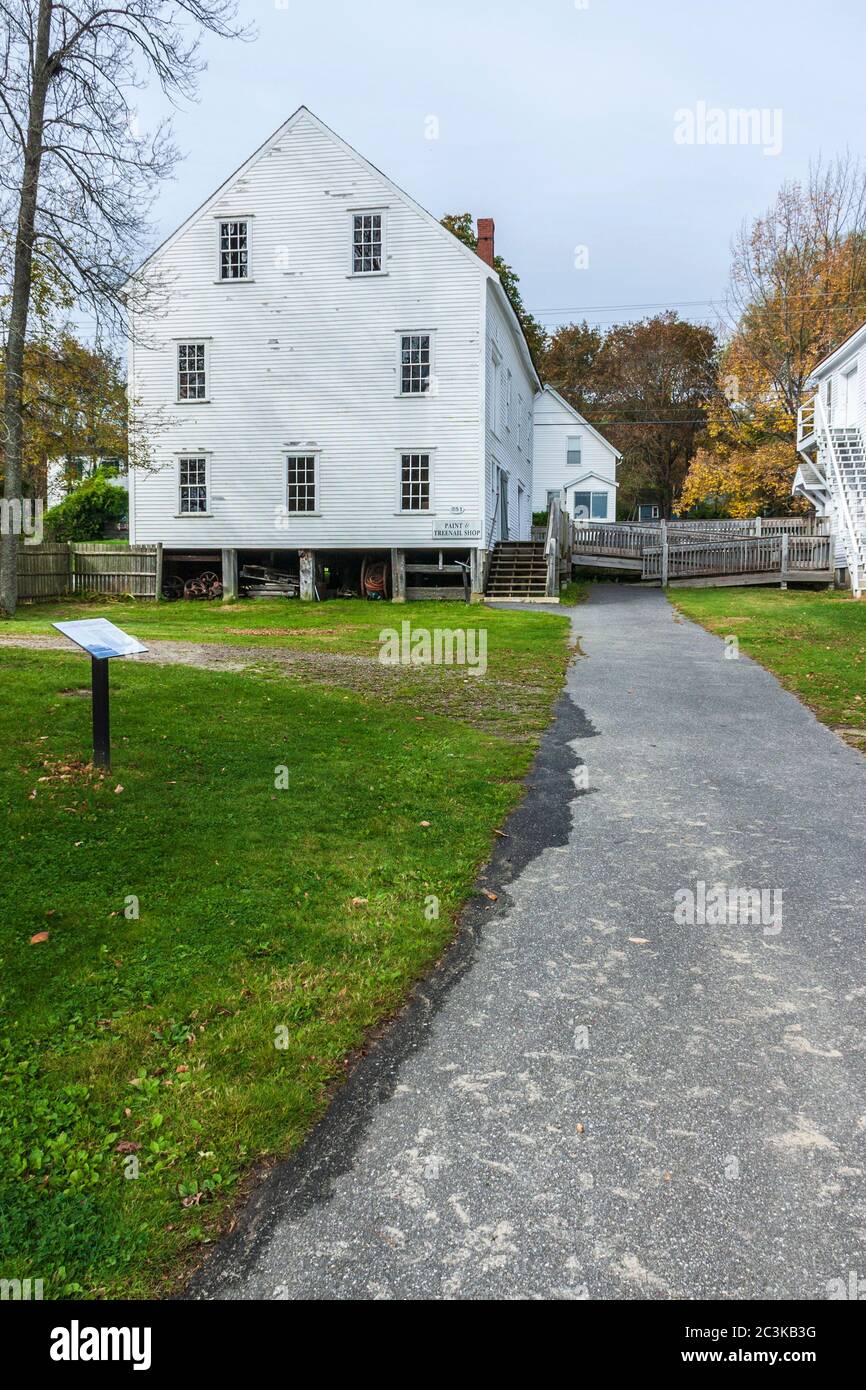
531,386 -> 620,522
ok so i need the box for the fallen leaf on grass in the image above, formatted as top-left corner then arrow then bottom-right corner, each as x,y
419,820 -> 431,827
115,1141 -> 142,1154
29,931 -> 49,944
350,897 -> 368,907
114,784 -> 124,795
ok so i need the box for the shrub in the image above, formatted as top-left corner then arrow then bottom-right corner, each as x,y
44,469 -> 128,542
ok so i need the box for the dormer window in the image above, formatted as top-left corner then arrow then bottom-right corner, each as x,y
219,219 -> 249,280
352,211 -> 384,274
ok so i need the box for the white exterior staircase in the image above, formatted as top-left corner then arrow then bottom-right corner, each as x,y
796,396 -> 865,597
829,427 -> 866,581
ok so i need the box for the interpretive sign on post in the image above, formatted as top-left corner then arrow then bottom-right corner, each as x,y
52,620 -> 148,769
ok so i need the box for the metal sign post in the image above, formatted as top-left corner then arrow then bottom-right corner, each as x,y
52,619 -> 148,771
91,656 -> 111,769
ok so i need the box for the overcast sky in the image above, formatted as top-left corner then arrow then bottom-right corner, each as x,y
138,0 -> 863,336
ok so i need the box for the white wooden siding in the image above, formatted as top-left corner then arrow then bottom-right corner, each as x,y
483,284 -> 535,543
129,111 -> 492,549
532,387 -> 618,519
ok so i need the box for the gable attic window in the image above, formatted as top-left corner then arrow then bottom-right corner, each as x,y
178,456 -> 208,513
352,212 -> 383,273
566,435 -> 582,470
400,334 -> 432,394
219,219 -> 249,280
177,342 -> 207,400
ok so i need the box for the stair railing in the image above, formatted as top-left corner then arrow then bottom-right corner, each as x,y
815,393 -> 863,597
486,487 -> 501,551
544,494 -> 561,598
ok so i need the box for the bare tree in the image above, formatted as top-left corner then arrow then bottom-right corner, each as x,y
724,154 -> 866,429
0,0 -> 249,613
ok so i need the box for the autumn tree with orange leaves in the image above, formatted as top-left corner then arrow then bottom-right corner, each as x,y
680,156 -> 866,516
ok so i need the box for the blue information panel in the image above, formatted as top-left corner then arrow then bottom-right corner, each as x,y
52,619 -> 148,660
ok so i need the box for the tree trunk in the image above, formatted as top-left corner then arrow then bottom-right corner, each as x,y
0,0 -> 53,615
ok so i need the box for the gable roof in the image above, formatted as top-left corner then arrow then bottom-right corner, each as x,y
809,317 -> 866,379
535,385 -> 622,460
129,106 -> 540,389
563,470 -> 619,490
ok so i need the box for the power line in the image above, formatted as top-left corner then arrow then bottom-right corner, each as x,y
534,292 -> 866,319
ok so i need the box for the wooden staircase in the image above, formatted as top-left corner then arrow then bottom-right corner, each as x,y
485,540 -> 549,599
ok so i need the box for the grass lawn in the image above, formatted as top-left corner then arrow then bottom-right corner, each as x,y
0,597 -> 571,1298
558,580 -> 587,607
671,588 -> 866,750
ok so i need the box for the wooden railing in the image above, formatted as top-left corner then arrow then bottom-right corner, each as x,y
797,396 -> 817,448
572,516 -> 830,561
572,522 -> 648,558
641,533 -> 833,583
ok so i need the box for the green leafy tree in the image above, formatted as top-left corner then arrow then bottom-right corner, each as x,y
541,321 -> 603,415
1,332 -> 128,498
441,213 -> 547,363
43,467 -> 128,541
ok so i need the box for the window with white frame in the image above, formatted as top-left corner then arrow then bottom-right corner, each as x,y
352,212 -> 383,273
219,220 -> 249,280
177,342 -> 207,400
287,454 -> 317,513
400,452 -> 431,511
400,334 -> 432,394
178,456 -> 208,513
573,490 -> 608,520
490,346 -> 502,435
566,435 -> 582,470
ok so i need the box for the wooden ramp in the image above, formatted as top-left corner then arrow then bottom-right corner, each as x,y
571,523 -> 834,589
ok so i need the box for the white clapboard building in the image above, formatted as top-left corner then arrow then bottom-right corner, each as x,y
531,386 -> 620,522
127,107 -> 540,600
795,321 -> 866,597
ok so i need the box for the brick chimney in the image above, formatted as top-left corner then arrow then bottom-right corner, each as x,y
476,218 -> 495,268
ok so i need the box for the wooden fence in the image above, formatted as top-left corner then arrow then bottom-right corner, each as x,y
640,533 -> 833,584
17,543 -> 160,600
16,544 -> 73,600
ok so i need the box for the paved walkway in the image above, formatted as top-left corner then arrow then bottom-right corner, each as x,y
190,586 -> 866,1301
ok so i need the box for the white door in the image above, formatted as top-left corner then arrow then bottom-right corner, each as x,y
844,365 -> 858,427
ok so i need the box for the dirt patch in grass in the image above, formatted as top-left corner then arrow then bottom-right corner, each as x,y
226,627 -> 345,637
0,633 -> 559,740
